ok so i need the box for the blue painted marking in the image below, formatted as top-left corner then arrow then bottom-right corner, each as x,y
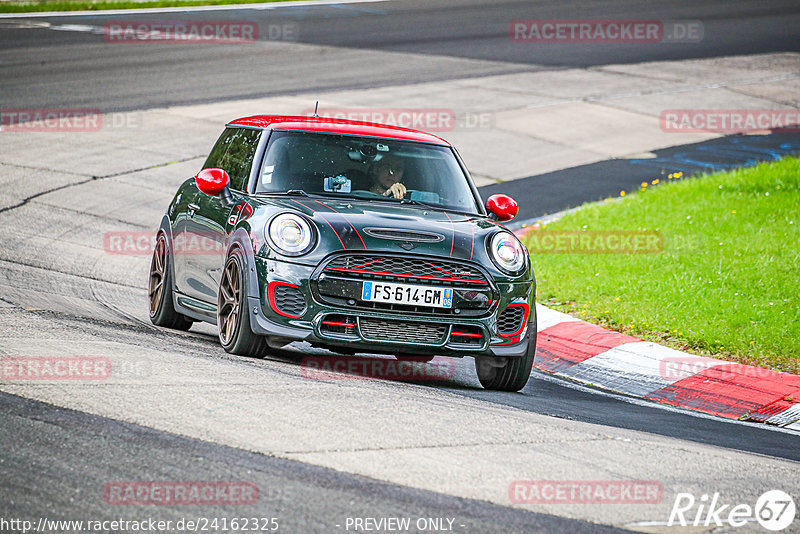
629,158 -> 710,173
362,281 -> 372,301
630,134 -> 800,174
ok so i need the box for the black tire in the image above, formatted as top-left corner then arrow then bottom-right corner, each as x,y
475,331 -> 535,392
217,250 -> 269,357
149,232 -> 193,331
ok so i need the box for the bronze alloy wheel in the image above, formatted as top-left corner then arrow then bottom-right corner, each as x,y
216,252 -> 268,356
218,257 -> 242,346
148,233 -> 192,330
148,234 -> 167,316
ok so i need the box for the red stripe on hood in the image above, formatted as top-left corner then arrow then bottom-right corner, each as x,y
443,211 -> 455,257
289,199 -> 345,249
310,199 -> 367,250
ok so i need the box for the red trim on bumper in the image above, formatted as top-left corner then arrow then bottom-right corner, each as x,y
326,267 -> 487,284
321,320 -> 356,328
267,281 -> 303,319
451,331 -> 483,338
499,302 -> 530,339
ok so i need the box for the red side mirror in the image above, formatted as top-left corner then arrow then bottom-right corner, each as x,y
196,168 -> 230,196
486,194 -> 518,222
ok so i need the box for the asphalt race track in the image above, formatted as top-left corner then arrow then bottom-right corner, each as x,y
1,1 -> 799,533
0,393 -> 620,534
1,0 -> 799,111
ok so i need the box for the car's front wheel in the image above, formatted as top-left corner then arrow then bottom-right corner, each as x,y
217,250 -> 268,357
475,337 -> 535,392
149,233 -> 193,331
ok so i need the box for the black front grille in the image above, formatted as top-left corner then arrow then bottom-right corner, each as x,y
316,254 -> 492,316
273,285 -> 307,317
324,254 -> 488,286
498,305 -> 526,335
360,317 -> 447,344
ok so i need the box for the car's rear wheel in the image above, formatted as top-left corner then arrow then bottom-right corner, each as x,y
475,335 -> 535,392
149,233 -> 193,331
217,251 -> 268,357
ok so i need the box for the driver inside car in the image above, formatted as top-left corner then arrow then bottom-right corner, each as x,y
368,155 -> 406,199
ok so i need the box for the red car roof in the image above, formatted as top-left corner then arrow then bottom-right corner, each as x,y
228,115 -> 451,145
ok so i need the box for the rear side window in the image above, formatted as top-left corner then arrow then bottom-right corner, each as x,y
203,127 -> 261,191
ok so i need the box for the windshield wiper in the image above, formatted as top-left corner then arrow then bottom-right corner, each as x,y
259,191 -> 445,211
400,198 -> 440,210
258,189 -> 309,197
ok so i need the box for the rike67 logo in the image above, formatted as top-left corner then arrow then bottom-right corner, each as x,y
669,490 -> 796,531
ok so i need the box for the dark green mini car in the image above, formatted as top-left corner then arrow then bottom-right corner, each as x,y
149,116 -> 536,391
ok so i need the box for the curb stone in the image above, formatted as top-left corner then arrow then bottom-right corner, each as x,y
530,302 -> 800,430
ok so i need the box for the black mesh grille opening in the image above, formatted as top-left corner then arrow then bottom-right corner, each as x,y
449,325 -> 484,346
360,318 -> 447,344
324,255 -> 488,286
497,306 -> 526,335
274,285 -> 307,317
320,314 -> 357,336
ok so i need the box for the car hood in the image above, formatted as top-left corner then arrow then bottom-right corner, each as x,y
256,196 -> 507,262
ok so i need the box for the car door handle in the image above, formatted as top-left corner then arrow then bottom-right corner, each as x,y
187,203 -> 200,217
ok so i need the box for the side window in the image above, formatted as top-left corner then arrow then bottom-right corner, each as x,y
202,128 -> 261,191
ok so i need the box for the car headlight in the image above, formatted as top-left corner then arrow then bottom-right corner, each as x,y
490,231 -> 526,273
268,213 -> 315,256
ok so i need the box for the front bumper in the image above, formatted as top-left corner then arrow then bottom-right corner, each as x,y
248,255 -> 535,358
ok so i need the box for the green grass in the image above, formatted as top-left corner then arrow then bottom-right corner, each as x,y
523,157 -> 800,374
0,0 -> 291,13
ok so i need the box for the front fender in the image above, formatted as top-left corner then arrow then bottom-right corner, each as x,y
227,227 -> 262,299
156,215 -> 178,304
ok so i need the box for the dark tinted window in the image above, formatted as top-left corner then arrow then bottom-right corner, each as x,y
203,127 -> 261,191
256,131 -> 480,213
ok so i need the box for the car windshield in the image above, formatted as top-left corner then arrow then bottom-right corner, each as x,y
255,130 -> 480,213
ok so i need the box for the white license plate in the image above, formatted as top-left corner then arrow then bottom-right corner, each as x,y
361,281 -> 453,309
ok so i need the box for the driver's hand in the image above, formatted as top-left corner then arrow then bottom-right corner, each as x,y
383,183 -> 406,199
